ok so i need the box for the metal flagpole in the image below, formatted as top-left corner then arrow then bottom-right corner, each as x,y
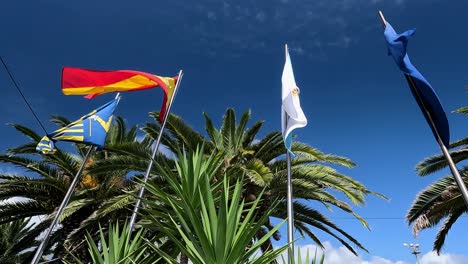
285,114 -> 295,264
378,11 -> 468,208
31,146 -> 96,264
128,70 -> 184,232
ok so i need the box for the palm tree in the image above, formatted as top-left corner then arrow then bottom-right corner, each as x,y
0,217 -> 36,263
0,116 -> 149,261
407,105 -> 468,253
137,108 -> 385,255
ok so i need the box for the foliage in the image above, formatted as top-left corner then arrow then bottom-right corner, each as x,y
138,109 -> 386,255
66,222 -> 150,264
0,116 -> 145,261
0,108 -> 385,260
0,217 -> 36,263
141,146 -> 289,264
279,247 -> 325,264
407,103 -> 468,253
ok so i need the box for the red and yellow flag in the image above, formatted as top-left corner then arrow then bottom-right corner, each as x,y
62,67 -> 177,121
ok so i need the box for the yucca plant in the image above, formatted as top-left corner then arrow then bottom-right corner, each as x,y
141,146 -> 289,264
66,222 -> 149,264
279,247 -> 325,264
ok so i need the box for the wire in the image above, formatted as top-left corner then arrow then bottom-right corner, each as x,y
0,56 -> 48,134
331,216 -> 468,220
332,217 -> 405,220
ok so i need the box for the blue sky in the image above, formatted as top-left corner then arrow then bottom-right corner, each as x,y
1,0 -> 468,263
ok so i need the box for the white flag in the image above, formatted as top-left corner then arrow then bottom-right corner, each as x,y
281,44 -> 307,154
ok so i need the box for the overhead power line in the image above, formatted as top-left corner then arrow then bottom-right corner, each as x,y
331,216 -> 467,220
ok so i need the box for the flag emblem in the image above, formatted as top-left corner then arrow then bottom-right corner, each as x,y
292,87 -> 300,96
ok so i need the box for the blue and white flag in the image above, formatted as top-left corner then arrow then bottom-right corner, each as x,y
282,44 -> 307,155
384,21 -> 450,146
36,94 -> 121,154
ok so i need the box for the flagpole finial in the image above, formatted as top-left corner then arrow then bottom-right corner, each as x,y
378,10 -> 387,28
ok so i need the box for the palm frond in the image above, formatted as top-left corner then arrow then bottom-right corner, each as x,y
50,116 -> 71,127
416,149 -> 468,176
149,112 -> 206,152
0,200 -> 50,223
235,109 -> 251,149
220,108 -> 237,153
448,137 -> 468,149
0,155 -> 58,178
241,159 -> 273,186
203,112 -> 222,148
0,175 -> 66,202
8,124 -> 42,141
433,208 -> 465,254
242,121 -> 263,148
407,176 -> 456,223
452,107 -> 468,114
7,142 -> 40,156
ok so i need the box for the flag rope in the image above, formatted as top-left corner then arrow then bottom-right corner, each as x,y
0,56 -> 48,134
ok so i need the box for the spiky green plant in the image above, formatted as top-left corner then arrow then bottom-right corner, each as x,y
66,222 -> 150,264
141,146 -> 289,264
280,247 -> 325,264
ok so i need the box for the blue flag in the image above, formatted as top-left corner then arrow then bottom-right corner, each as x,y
36,95 -> 121,154
384,22 -> 450,146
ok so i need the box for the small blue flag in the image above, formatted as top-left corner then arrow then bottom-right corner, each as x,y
36,95 -> 121,154
384,22 -> 450,146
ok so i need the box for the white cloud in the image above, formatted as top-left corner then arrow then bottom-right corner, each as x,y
319,241 -> 407,264
275,242 -> 468,264
420,251 -> 468,264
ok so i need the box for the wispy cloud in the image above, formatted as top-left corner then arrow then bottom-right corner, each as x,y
160,0 -> 417,59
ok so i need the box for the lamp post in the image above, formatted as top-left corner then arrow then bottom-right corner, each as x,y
403,243 -> 421,264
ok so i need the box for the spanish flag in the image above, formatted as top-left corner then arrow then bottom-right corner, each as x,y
62,67 -> 177,121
